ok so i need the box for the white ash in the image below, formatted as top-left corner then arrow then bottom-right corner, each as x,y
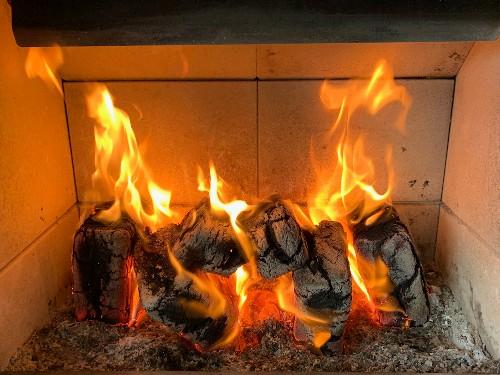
7,271 -> 500,372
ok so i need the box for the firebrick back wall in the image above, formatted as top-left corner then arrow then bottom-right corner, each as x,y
64,79 -> 453,265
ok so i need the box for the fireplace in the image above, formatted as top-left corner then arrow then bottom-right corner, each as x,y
1,0 -> 499,371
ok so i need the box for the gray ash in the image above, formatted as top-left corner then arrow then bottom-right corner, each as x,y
7,272 -> 500,373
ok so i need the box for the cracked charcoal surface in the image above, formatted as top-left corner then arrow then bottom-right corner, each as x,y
173,199 -> 246,276
293,221 -> 351,311
292,221 -> 352,346
7,272 -> 500,372
354,208 -> 430,326
73,217 -> 136,323
246,200 -> 309,279
133,223 -> 232,348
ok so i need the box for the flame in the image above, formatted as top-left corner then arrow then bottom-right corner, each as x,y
307,60 -> 411,313
275,274 -> 333,348
25,46 -> 63,95
356,255 -> 402,313
275,274 -> 328,326
127,264 -> 145,327
167,246 -> 228,320
66,56 -> 411,344
197,164 -> 258,348
197,163 -> 249,242
87,85 -> 177,231
235,265 -> 250,309
196,164 -> 344,349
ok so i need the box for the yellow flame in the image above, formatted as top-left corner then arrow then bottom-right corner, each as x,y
197,163 -> 259,347
87,84 -> 177,231
275,274 -> 334,349
235,265 -> 250,309
198,163 -> 248,234
197,163 -> 257,272
307,60 -> 411,313
25,46 -> 63,95
127,264 -> 143,327
313,331 -> 332,349
275,274 -> 328,325
357,255 -> 403,313
167,247 -> 227,319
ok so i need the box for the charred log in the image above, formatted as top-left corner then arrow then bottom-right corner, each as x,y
72,216 -> 136,323
292,220 -> 351,352
134,224 -> 235,349
173,199 -> 246,276
245,200 -> 309,279
353,207 -> 430,326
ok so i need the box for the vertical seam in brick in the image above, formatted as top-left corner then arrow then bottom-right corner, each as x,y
255,45 -> 260,197
434,78 -> 456,264
256,78 -> 260,198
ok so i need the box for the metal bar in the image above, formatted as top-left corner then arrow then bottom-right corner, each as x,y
11,0 -> 500,46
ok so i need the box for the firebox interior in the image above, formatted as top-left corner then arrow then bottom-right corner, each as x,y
0,0 -> 499,370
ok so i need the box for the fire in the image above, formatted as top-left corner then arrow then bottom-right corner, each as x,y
235,266 -> 250,309
197,165 -> 333,349
197,163 -> 251,251
197,164 -> 256,347
87,85 -> 177,232
87,85 -> 179,326
274,275 -> 321,325
27,44 -> 412,345
307,60 -> 411,310
167,247 -> 228,320
25,46 -> 63,95
127,264 -> 145,327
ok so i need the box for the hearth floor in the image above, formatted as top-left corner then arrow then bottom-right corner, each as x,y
7,272 -> 500,372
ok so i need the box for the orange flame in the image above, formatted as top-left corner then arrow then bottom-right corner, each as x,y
275,274 -> 333,348
197,164 -> 339,349
86,85 -> 180,326
197,164 -> 257,347
307,60 -> 411,312
197,163 -> 251,252
25,46 -> 63,95
86,85 -> 177,231
127,264 -> 145,327
167,247 -> 228,320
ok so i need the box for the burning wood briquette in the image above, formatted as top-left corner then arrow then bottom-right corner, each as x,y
72,216 -> 136,323
133,223 -> 237,349
353,206 -> 430,326
292,220 -> 352,352
244,199 -> 310,279
172,199 -> 247,276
